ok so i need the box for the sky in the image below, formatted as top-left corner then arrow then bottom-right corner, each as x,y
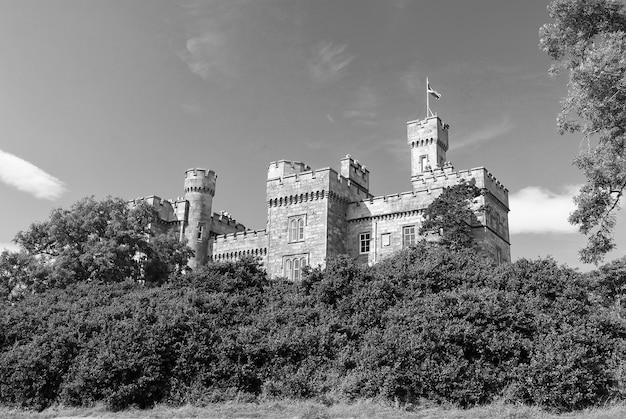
0,0 -> 624,270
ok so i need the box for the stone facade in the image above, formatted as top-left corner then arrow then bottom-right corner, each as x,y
137,115 -> 511,277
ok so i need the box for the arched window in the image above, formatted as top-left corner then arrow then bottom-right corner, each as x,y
289,216 -> 305,242
284,254 -> 308,281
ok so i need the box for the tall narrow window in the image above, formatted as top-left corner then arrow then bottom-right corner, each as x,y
403,225 -> 416,247
293,258 -> 301,281
284,255 -> 308,281
359,232 -> 370,254
288,216 -> 305,242
197,224 -> 204,241
419,155 -> 428,172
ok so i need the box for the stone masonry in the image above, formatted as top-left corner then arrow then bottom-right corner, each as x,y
136,115 -> 511,277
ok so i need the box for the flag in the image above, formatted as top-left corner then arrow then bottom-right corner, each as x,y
427,82 -> 441,99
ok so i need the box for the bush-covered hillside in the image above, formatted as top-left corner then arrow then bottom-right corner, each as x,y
1,243 -> 625,412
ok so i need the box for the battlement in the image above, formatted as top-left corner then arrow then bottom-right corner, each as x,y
213,228 -> 269,244
184,168 -> 217,195
347,190 -> 433,221
131,195 -> 182,223
412,165 -> 509,208
340,154 -> 369,193
267,166 -> 330,190
212,229 -> 269,263
267,160 -> 312,180
407,115 -> 449,150
211,211 -> 247,235
266,166 -> 372,204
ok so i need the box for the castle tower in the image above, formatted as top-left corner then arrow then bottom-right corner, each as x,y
407,115 -> 449,189
183,168 -> 216,267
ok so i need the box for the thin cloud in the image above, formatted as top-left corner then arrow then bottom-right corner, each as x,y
343,84 -> 379,125
509,185 -> 579,234
0,150 -> 67,200
177,1 -> 252,83
179,30 -> 232,82
309,41 -> 355,83
181,102 -> 208,114
455,118 -> 514,149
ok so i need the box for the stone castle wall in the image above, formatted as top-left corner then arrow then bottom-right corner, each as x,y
212,229 -> 269,266
143,115 -> 512,275
266,168 -> 331,278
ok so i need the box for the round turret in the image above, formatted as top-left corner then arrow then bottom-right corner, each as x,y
183,168 -> 216,267
184,168 -> 217,195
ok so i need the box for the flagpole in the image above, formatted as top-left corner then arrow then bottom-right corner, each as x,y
426,77 -> 430,118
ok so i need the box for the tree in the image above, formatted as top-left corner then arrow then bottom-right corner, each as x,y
589,256 -> 626,316
0,250 -> 51,300
8,196 -> 193,288
540,0 -> 626,263
419,180 -> 483,249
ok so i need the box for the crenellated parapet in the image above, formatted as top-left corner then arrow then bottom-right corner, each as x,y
330,166 -> 373,202
131,195 -> 187,224
184,168 -> 216,195
412,165 -> 509,209
340,154 -> 370,193
407,117 -> 450,151
213,229 -> 269,244
266,166 -> 371,203
211,211 -> 247,235
268,189 -> 327,207
212,229 -> 269,263
267,160 -> 311,180
347,191 -> 434,222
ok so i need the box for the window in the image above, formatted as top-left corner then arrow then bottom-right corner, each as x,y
197,224 -> 204,241
495,248 -> 503,265
284,255 -> 308,281
403,225 -> 416,247
288,216 -> 305,242
359,232 -> 370,254
381,233 -> 391,247
419,155 -> 428,172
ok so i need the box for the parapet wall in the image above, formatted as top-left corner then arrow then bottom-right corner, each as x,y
184,168 -> 217,195
412,166 -> 509,208
340,154 -> 370,193
267,160 -> 311,180
131,195 -> 188,224
212,229 -> 269,262
266,166 -> 373,205
211,211 -> 247,235
347,191 -> 434,221
407,116 -> 449,151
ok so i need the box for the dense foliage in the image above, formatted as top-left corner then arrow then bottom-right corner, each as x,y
1,246 -> 625,412
418,180 -> 483,249
1,196 -> 193,299
540,0 -> 626,263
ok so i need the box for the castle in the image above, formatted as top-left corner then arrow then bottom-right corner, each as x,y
135,115 -> 511,279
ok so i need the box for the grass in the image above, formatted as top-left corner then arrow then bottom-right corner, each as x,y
2,400 -> 626,419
